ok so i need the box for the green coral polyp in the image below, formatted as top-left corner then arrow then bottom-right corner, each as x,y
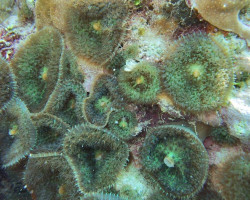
0,98 -> 36,168
45,79 -> 86,126
210,126 -> 239,145
11,26 -> 63,112
162,33 -> 234,113
108,110 -> 138,141
31,113 -> 70,152
64,0 -> 129,65
24,154 -> 79,200
63,125 -> 129,193
0,57 -> 17,114
95,96 -> 112,113
83,74 -> 124,127
118,62 -> 161,104
141,125 -> 209,199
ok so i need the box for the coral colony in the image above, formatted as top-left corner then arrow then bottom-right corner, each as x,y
0,0 -> 249,200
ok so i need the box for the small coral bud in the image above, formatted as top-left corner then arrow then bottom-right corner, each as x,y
118,62 -> 161,104
135,75 -> 145,85
68,98 -> 76,110
119,118 -> 128,129
193,70 -> 200,78
41,67 -> 49,81
58,185 -> 66,196
138,27 -> 146,36
95,150 -> 104,161
92,21 -> 102,32
95,96 -> 111,113
188,64 -> 204,79
9,124 -> 18,136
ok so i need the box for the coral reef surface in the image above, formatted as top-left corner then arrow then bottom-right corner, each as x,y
0,0 -> 249,200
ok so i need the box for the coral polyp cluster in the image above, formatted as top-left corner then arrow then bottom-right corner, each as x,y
0,0 -> 249,199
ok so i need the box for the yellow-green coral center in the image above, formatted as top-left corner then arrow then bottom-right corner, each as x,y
119,117 -> 128,129
135,75 -> 145,85
188,64 -> 204,79
9,124 -> 18,136
40,67 -> 49,81
92,20 -> 102,32
67,98 -> 76,110
95,96 -> 111,112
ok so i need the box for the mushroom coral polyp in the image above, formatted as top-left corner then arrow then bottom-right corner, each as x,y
141,125 -> 209,199
162,32 -> 234,113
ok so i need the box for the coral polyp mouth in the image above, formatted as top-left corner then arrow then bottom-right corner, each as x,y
187,63 -> 205,79
163,155 -> 175,168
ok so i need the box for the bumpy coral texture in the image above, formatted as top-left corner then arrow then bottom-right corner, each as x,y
214,154 -> 250,200
162,33 -> 234,112
141,125 -> 209,199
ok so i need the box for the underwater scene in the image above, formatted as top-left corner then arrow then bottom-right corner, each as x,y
0,0 -> 249,199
